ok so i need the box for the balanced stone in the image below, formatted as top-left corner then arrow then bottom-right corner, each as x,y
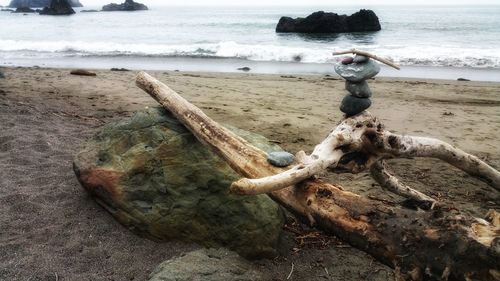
334,59 -> 380,82
341,57 -> 354,65
267,151 -> 294,167
345,80 -> 372,98
340,94 -> 371,116
353,55 -> 369,63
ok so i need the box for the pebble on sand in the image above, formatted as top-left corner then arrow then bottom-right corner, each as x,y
70,69 -> 96,76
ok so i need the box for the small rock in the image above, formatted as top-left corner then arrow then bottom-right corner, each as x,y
70,69 -> 96,76
345,80 -> 372,98
81,9 -> 99,12
457,78 -> 470,81
267,151 -> 294,167
340,95 -> 371,116
0,71 -> 4,79
1,8 -> 14,12
110,67 -> 130,71
237,67 -> 250,72
334,59 -> 380,82
148,248 -> 269,281
341,57 -> 354,65
353,55 -> 369,63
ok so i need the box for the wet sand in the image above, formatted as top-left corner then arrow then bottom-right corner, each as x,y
0,67 -> 499,280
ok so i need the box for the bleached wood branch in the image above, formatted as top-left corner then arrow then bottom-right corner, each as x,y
332,48 -> 401,70
370,160 -> 436,207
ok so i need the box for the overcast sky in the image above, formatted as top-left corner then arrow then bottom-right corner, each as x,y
2,0 -> 499,6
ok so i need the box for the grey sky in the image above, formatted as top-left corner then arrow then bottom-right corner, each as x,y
2,0 -> 499,5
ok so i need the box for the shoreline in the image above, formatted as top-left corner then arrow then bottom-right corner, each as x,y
3,56 -> 500,82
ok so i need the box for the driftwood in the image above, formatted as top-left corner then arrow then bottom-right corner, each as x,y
332,49 -> 401,70
136,71 -> 500,281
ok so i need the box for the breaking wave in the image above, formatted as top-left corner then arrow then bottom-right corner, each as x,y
1,39 -> 500,68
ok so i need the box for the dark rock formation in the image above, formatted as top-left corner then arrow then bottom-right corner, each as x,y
39,0 -> 75,15
12,6 -> 35,12
73,107 -> 285,259
102,0 -> 148,11
80,9 -> 98,12
8,0 -> 82,8
276,9 -> 381,33
148,248 -> 270,281
1,8 -> 15,11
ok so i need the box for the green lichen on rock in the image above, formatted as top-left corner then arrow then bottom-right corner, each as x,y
149,248 -> 270,281
74,107 -> 285,258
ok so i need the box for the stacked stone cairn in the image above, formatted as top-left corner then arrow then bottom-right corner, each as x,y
334,54 -> 381,116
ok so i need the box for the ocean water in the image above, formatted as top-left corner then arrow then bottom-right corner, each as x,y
1,5 -> 500,78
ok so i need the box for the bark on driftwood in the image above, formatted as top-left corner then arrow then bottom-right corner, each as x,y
136,71 -> 500,281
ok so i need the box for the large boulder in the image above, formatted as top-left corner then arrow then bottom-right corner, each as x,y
8,0 -> 82,8
102,0 -> 148,11
276,9 -> 381,33
148,248 -> 270,281
39,0 -> 75,15
73,107 -> 285,259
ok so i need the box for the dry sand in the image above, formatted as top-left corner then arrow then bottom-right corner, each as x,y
0,66 -> 499,280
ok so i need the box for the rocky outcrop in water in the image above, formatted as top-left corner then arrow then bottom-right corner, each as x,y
73,107 -> 285,259
102,0 -> 148,11
12,6 -> 35,12
39,0 -> 74,15
8,0 -> 82,8
276,9 -> 381,33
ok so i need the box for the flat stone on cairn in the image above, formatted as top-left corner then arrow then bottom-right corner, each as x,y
334,58 -> 380,82
345,80 -> 371,98
340,95 -> 371,116
335,53 -> 380,116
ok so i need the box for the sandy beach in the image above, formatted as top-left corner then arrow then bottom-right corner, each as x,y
0,66 -> 499,280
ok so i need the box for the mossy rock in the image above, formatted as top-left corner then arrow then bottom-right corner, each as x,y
73,107 -> 285,258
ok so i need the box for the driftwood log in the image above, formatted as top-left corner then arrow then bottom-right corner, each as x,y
136,71 -> 500,281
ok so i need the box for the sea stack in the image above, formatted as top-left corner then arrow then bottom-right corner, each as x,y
8,0 -> 82,8
276,10 -> 381,33
39,0 -> 75,15
102,0 -> 148,11
334,55 -> 380,116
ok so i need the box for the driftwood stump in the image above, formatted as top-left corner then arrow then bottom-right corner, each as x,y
136,71 -> 500,281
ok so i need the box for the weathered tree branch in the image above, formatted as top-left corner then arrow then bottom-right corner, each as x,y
231,113 -> 500,195
370,160 -> 437,207
136,72 -> 500,281
332,48 -> 401,70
